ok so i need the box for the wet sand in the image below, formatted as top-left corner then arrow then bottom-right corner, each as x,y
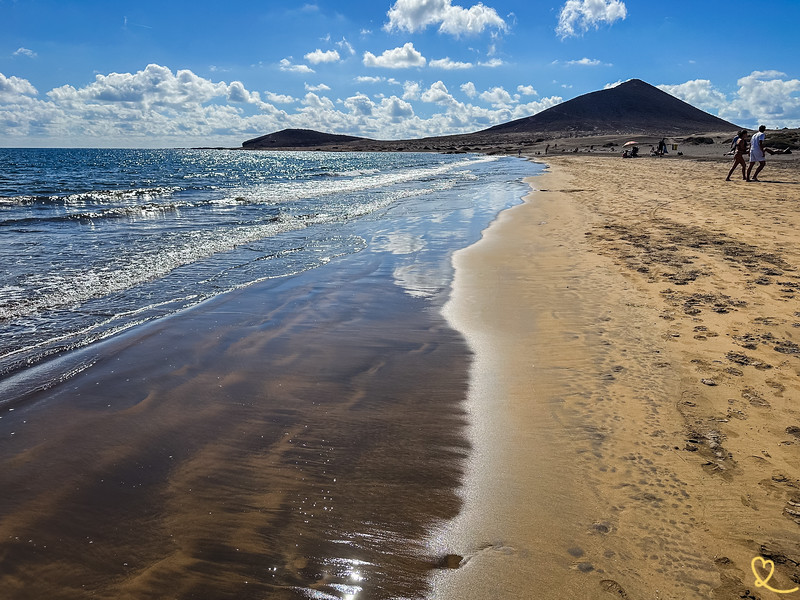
434,153 -> 800,598
0,250 -> 472,599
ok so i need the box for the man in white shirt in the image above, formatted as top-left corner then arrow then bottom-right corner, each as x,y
747,125 -> 769,182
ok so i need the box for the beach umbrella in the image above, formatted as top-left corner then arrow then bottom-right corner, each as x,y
622,141 -> 638,147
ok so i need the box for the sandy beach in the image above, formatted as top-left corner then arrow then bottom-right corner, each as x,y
2,145 -> 800,599
435,151 -> 800,598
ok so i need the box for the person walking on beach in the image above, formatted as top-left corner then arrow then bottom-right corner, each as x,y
726,129 -> 748,181
747,125 -> 770,182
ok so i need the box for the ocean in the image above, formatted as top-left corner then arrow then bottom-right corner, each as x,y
0,148 -> 542,599
0,148 -> 541,400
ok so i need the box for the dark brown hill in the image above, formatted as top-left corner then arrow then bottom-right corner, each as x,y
242,129 -> 366,149
483,79 -> 739,136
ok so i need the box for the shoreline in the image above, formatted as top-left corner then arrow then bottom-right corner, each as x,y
433,153 -> 800,598
0,154 -> 535,599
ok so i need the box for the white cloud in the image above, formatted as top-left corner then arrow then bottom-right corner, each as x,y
304,49 -> 341,64
385,0 -> 507,36
429,57 -> 474,70
517,84 -> 538,96
556,0 -> 627,39
0,65 -> 301,145
301,92 -> 336,111
227,81 -> 259,103
0,63 -> 574,146
0,73 -> 38,97
279,58 -> 315,74
478,58 -> 504,68
363,43 -> 427,68
382,96 -> 415,121
336,37 -> 356,56
265,91 -> 296,104
403,81 -> 421,100
305,82 -> 331,92
479,86 -> 514,107
566,57 -> 608,66
603,79 -> 625,89
656,79 -> 728,113
660,71 -> 800,128
421,81 -> 455,104
461,82 -> 477,98
344,93 -> 375,116
510,96 -> 563,119
13,47 -> 37,58
728,70 -> 800,126
46,64 -> 230,107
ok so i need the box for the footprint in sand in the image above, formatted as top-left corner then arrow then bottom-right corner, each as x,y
600,579 -> 629,598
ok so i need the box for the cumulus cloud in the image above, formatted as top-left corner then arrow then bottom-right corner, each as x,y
510,96 -> 563,119
0,63 -> 565,146
728,70 -> 800,125
479,86 -> 514,107
304,49 -> 341,64
344,92 -> 375,116
429,57 -> 474,69
0,73 -> 38,97
265,91 -> 296,103
660,71 -> 800,128
363,43 -> 426,68
517,84 -> 538,96
385,0 -> 507,36
305,82 -> 331,92
656,79 -> 728,113
279,58 -> 315,74
403,81 -> 421,100
556,0 -> 627,39
421,81 -> 455,104
461,82 -> 478,98
46,64 -> 231,108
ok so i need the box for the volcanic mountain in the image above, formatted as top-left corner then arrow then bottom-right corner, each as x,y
241,79 -> 740,151
242,129 -> 365,149
481,78 -> 738,136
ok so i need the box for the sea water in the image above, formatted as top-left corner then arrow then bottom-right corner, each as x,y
0,148 -> 541,397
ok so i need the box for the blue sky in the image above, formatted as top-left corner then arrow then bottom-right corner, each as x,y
1,0 -> 799,147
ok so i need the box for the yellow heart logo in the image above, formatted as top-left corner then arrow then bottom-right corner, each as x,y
752,556 -> 800,594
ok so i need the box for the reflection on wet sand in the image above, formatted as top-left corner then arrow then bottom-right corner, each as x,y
0,255 -> 470,599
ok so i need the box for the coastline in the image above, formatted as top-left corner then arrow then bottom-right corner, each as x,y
0,153 -> 535,599
434,154 -> 800,598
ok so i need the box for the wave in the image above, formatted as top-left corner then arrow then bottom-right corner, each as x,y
0,186 -> 182,206
0,200 -> 204,226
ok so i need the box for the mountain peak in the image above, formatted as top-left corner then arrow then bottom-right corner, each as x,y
485,78 -> 738,136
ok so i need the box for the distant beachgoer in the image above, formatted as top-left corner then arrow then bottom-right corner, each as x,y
730,133 -> 740,153
726,129 -> 748,181
747,125 -> 771,182
545,144 -> 550,154
657,138 -> 667,156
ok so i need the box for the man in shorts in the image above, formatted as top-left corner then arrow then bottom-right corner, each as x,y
747,125 -> 769,182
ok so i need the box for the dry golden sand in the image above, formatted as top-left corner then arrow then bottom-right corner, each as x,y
433,154 -> 800,599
